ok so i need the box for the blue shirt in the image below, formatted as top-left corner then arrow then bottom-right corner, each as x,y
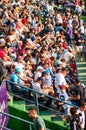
10,73 -> 21,91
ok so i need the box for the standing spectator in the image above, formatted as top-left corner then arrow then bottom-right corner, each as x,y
69,77 -> 85,106
69,107 -> 82,130
75,32 -> 84,61
28,106 -> 46,130
77,102 -> 85,130
55,67 -> 68,95
83,41 -> 86,61
85,103 -> 86,130
58,85 -> 71,115
65,24 -> 73,46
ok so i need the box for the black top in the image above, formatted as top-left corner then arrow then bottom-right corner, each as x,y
72,85 -> 85,105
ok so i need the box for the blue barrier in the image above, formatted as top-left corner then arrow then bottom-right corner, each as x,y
0,126 -> 12,130
6,80 -> 79,115
0,111 -> 34,130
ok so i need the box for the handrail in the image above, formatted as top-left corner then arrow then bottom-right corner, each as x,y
0,126 -> 12,130
0,111 -> 34,130
6,80 -> 79,109
8,91 -> 65,116
0,111 -> 51,130
0,111 -> 33,125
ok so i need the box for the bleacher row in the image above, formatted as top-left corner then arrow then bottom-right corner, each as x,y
6,80 -> 71,130
0,0 -> 86,130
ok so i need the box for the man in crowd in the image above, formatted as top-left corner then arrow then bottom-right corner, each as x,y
69,77 -> 85,106
28,106 -> 46,130
77,102 -> 85,130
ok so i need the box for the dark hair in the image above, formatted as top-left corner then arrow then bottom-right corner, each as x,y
75,77 -> 80,83
61,67 -> 67,71
28,106 -> 36,111
70,107 -> 77,115
80,101 -> 85,108
37,77 -> 42,82
42,71 -> 46,77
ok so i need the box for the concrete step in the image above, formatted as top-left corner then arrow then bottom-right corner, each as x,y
76,61 -> 86,85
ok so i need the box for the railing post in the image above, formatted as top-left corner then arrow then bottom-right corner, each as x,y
0,126 -> 12,130
35,93 -> 39,115
29,124 -> 32,130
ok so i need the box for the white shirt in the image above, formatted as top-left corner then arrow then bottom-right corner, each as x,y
77,109 -> 85,129
55,73 -> 66,86
34,71 -> 42,81
32,82 -> 42,93
55,73 -> 67,93
63,51 -> 74,62
79,25 -> 85,34
14,62 -> 25,69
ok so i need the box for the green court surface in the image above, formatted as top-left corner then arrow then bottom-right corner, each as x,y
76,61 -> 86,85
7,100 -> 68,130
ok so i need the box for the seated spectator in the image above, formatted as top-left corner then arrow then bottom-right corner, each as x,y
10,67 -> 30,99
41,71 -> 54,95
34,66 -> 44,82
33,77 -> 54,96
57,85 -> 71,115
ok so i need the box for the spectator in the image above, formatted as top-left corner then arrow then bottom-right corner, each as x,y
55,67 -> 68,95
77,102 -> 85,130
69,77 -> 85,106
34,66 -> 44,82
10,67 -> 30,99
28,106 -> 46,130
58,85 -> 71,115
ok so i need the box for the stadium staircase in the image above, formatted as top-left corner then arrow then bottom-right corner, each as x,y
76,61 -> 86,85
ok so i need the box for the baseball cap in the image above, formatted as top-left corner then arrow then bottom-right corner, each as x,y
0,39 -> 5,44
58,61 -> 63,65
45,69 -> 50,74
15,67 -> 22,73
37,66 -> 44,70
31,35 -> 36,41
57,54 -> 61,59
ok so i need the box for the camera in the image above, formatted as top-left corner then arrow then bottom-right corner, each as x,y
66,113 -> 82,123
66,113 -> 82,130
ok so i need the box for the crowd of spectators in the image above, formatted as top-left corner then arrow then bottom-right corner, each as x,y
0,0 -> 86,122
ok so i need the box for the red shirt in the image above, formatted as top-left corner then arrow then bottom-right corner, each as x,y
74,0 -> 80,5
61,42 -> 67,49
21,18 -> 27,25
70,63 -> 76,73
0,50 -> 6,60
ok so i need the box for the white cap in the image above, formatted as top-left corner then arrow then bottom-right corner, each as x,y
58,61 -> 63,65
37,66 -> 44,70
0,39 -> 5,44
56,31 -> 60,34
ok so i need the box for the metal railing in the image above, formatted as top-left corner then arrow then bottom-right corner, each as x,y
0,111 -> 34,130
0,126 -> 12,130
6,80 -> 79,115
